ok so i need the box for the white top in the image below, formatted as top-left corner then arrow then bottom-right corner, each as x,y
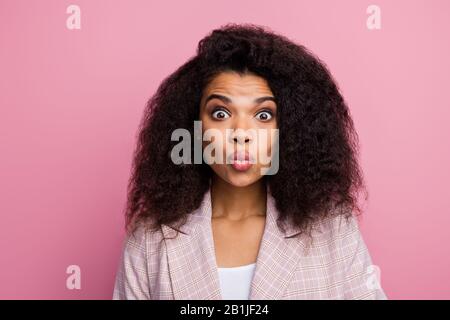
217,263 -> 256,300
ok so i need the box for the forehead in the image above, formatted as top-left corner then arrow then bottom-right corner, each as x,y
202,71 -> 274,101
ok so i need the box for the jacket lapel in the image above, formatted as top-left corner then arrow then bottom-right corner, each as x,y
162,183 -> 311,300
248,189 -> 311,299
161,185 -> 223,299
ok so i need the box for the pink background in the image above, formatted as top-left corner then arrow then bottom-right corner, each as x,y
1,0 -> 449,299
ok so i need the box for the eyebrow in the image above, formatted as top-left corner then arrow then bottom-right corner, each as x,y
203,94 -> 276,106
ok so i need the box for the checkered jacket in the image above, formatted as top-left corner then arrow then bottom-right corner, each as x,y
113,185 -> 387,300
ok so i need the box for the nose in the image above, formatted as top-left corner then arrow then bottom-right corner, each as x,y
233,135 -> 250,144
229,118 -> 253,145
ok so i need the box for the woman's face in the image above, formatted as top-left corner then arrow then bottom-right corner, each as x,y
199,71 -> 278,187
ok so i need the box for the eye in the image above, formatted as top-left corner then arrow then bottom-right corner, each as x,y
211,107 -> 230,120
255,110 -> 273,121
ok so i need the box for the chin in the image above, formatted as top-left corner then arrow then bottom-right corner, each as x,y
222,170 -> 263,188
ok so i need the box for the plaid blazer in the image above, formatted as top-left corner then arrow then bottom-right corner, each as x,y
113,185 -> 387,300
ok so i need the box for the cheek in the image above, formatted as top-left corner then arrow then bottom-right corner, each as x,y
257,128 -> 276,151
201,127 -> 229,165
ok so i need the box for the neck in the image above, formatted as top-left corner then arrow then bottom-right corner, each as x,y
210,175 -> 267,221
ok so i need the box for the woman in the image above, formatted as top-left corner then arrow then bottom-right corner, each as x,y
113,23 -> 387,300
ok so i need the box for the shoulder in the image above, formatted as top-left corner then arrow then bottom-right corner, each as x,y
112,222 -> 166,300
309,211 -> 361,248
123,221 -> 166,257
308,211 -> 368,268
306,212 -> 387,299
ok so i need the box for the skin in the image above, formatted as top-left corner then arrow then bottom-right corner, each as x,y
199,71 -> 278,267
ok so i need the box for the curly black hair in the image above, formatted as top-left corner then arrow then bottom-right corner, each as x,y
124,22 -> 367,238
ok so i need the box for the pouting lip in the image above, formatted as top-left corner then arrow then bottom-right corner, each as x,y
227,151 -> 255,163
